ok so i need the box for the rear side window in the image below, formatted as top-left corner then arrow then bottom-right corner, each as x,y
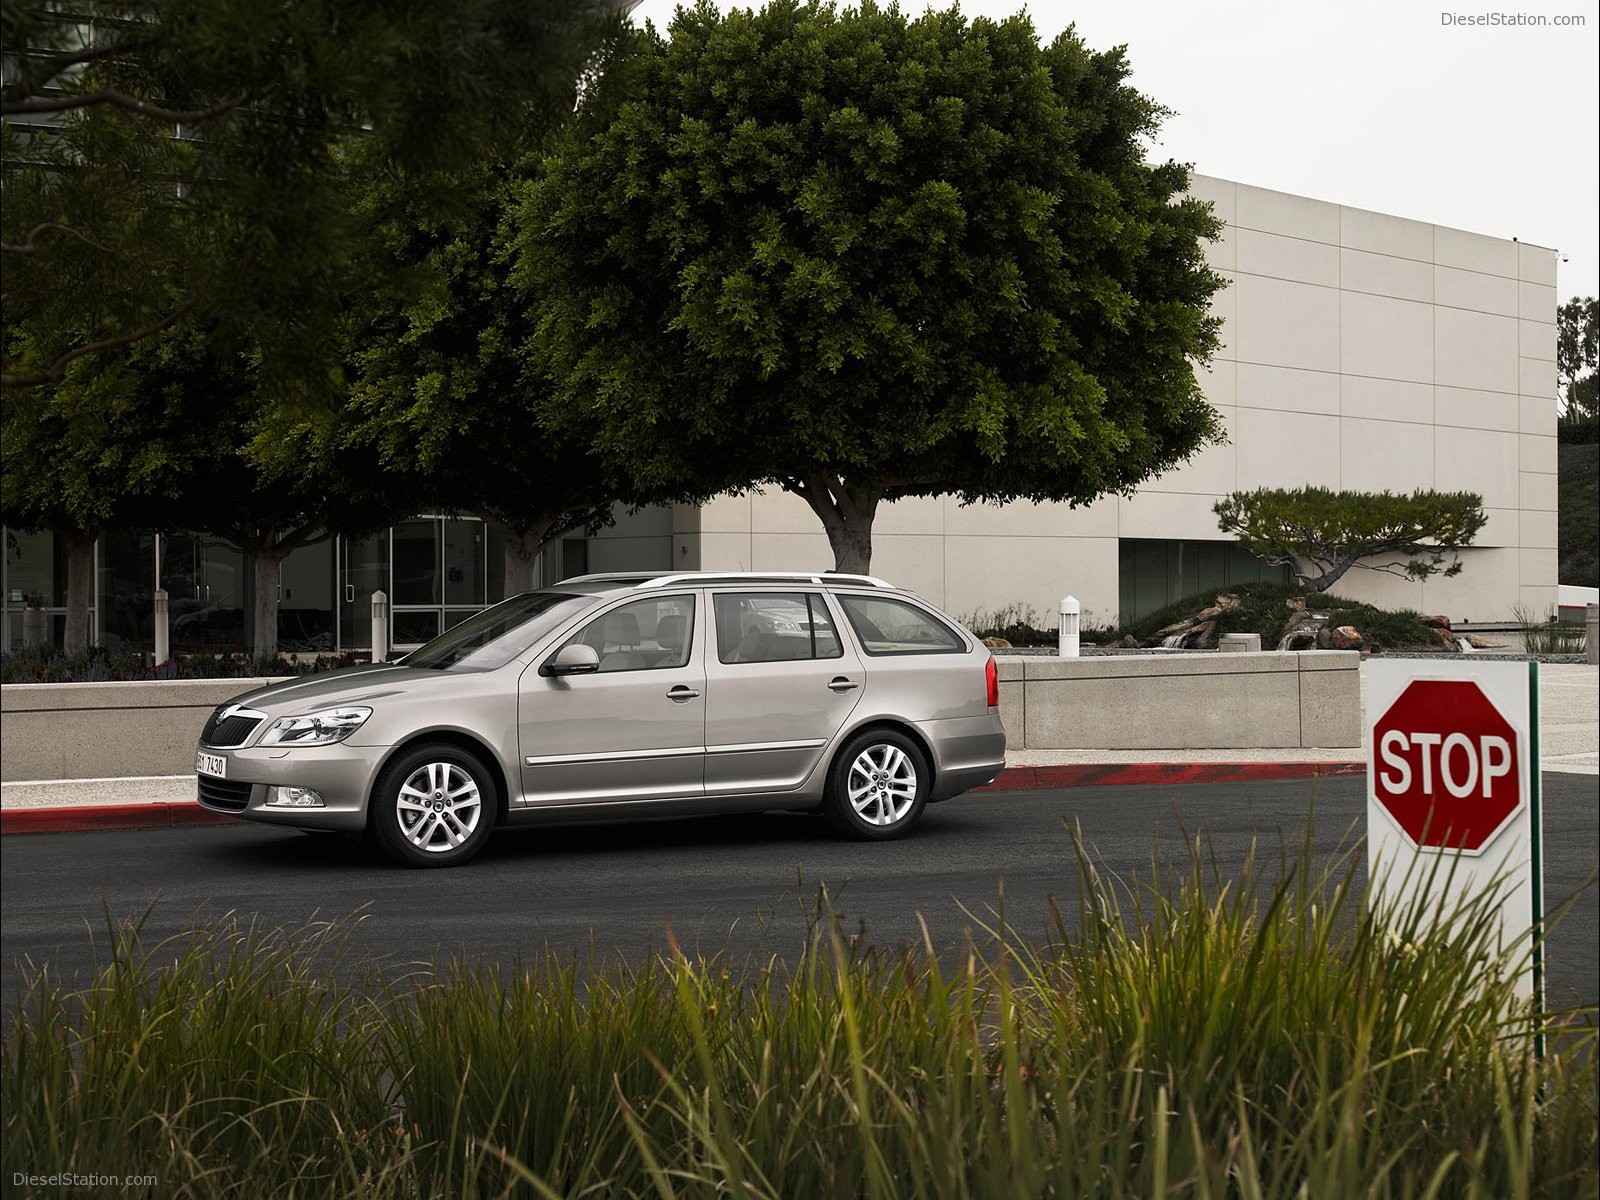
835,594 -> 964,656
714,592 -> 843,663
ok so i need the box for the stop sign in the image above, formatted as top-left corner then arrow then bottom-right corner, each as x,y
1372,679 -> 1522,852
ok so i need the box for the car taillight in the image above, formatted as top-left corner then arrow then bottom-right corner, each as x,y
985,655 -> 999,707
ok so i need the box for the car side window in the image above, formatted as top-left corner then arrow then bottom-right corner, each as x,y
565,595 -> 695,673
835,594 -> 963,655
714,592 -> 843,664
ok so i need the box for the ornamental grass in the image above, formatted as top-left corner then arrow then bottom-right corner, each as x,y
5,830 -> 1595,1198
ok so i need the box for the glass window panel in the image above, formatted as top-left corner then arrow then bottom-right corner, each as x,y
567,595 -> 695,672
392,519 -> 439,605
279,539 -> 336,652
486,525 -> 507,603
340,534 -> 389,650
835,595 -> 963,656
444,607 -> 480,632
5,528 -> 62,607
393,609 -> 442,646
99,529 -> 155,650
443,519 -> 485,606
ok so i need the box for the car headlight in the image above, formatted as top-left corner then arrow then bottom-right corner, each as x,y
258,706 -> 372,747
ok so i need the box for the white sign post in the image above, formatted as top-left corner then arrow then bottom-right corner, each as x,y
1365,659 -> 1544,1019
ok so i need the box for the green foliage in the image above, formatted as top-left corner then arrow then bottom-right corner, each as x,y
1113,579 -> 1446,650
2,0 -> 618,391
960,602 -> 1058,646
518,1 -> 1225,571
6,832 -> 1595,1196
1557,295 -> 1598,434
1511,604 -> 1590,656
1215,487 -> 1487,594
1559,443 -> 1598,587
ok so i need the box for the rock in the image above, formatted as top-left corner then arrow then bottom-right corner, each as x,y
1188,620 -> 1220,650
1193,605 -> 1223,622
1436,627 -> 1462,651
982,636 -> 1012,649
1465,634 -> 1506,649
1215,593 -> 1241,611
1330,625 -> 1365,650
1421,614 -> 1452,630
1277,609 -> 1330,651
1118,635 -> 1140,648
1154,619 -> 1194,638
1283,630 -> 1319,650
1285,596 -> 1307,612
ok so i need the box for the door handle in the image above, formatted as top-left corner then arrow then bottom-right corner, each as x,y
667,685 -> 701,701
828,677 -> 860,692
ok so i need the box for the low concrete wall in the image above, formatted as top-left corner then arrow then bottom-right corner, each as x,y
995,651 -> 1361,750
0,653 -> 1361,785
1,678 -> 284,781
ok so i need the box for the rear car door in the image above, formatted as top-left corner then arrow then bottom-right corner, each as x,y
518,592 -> 704,806
703,590 -> 865,796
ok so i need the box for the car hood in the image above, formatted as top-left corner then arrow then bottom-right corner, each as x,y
228,663 -> 471,713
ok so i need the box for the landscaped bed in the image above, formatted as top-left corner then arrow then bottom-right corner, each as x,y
4,833 -> 1593,1197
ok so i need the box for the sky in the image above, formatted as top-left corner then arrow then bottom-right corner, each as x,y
629,0 -> 1600,303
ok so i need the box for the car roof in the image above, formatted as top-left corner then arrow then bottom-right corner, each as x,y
559,570 -> 900,595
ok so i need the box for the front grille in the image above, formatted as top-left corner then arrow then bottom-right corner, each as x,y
200,704 -> 265,748
197,777 -> 253,812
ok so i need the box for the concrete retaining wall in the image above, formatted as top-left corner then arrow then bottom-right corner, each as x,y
1,678 -> 284,781
0,652 -> 1362,784
995,651 -> 1361,750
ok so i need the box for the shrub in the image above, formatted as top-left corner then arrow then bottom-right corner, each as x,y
0,645 -> 368,684
1114,580 -> 1444,650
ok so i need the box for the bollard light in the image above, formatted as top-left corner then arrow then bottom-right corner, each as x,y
372,589 -> 390,663
153,587 -> 169,664
1058,594 -> 1081,658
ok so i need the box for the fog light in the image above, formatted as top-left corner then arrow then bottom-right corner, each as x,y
266,786 -> 325,808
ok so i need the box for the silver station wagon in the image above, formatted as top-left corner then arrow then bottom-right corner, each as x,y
194,571 -> 1007,867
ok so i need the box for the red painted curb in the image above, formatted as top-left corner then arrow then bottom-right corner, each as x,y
3,762 -> 1368,835
2,803 -> 237,835
976,760 -> 1367,793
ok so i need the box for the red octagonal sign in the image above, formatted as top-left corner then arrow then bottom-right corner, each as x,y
1372,680 -> 1522,852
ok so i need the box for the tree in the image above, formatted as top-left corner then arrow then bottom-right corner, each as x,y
1557,296 -> 1597,443
516,2 -> 1225,573
1213,488 -> 1487,594
2,0 -> 616,390
340,163 -> 624,597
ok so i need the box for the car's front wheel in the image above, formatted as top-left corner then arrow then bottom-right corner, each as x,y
369,744 -> 496,868
824,729 -> 929,840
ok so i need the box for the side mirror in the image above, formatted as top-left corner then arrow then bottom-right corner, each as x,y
543,643 -> 600,677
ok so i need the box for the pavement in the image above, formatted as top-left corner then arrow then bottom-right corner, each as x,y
1,662 -> 1593,834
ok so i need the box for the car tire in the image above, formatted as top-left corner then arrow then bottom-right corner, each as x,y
823,729 -> 929,841
369,744 -> 497,868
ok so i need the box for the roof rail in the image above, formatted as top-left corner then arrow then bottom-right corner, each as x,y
635,571 -> 896,590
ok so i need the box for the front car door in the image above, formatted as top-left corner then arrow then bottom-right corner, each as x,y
703,590 -> 865,796
518,592 -> 704,807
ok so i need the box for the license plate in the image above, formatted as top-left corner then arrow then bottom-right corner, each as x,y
196,751 -> 227,778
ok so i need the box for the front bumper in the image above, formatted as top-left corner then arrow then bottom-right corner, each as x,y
193,742 -> 383,832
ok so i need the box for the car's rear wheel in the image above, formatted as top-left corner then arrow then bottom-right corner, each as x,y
369,744 -> 496,868
824,729 -> 928,840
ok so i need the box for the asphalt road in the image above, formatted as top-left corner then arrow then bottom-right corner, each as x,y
3,776 -> 1595,1012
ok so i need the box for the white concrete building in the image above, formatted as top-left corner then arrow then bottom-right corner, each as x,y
597,174 -> 1559,629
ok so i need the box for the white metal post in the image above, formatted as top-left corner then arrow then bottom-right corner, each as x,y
1058,594 -> 1081,658
153,588 -> 169,664
21,605 -> 45,650
372,589 -> 390,663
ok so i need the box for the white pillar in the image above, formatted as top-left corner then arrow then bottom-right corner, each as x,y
371,590 -> 389,663
153,588 -> 169,664
1058,594 -> 1080,658
21,605 -> 46,650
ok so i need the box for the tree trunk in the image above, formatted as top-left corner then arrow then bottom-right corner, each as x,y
498,518 -> 558,596
785,475 -> 881,575
61,529 -> 97,654
250,543 -> 290,661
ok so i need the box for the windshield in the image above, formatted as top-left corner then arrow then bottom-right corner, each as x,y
399,592 -> 600,671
